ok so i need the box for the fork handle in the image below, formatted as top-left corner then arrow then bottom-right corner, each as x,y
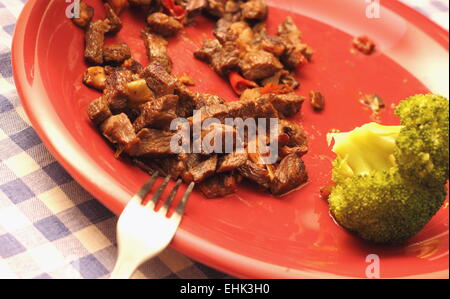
110,259 -> 139,279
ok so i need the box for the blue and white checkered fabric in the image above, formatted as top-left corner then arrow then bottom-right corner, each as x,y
0,0 -> 448,279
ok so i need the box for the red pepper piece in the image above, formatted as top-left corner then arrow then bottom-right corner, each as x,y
161,0 -> 187,21
228,72 -> 258,95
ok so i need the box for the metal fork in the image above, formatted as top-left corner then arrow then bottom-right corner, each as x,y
110,172 -> 195,279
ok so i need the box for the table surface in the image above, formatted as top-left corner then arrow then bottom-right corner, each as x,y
0,0 -> 448,279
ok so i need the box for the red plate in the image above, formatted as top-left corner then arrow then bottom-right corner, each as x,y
12,0 -> 449,278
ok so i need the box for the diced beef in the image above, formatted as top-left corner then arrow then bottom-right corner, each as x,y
260,70 -> 299,90
198,173 -> 237,198
194,40 -> 240,76
175,82 -> 198,118
129,0 -> 153,6
104,3 -> 123,34
83,66 -> 107,91
195,93 -> 225,109
183,155 -> 218,183
240,50 -> 283,81
278,119 -> 308,148
100,113 -> 137,148
141,30 -> 173,73
241,0 -> 268,21
154,156 -> 186,179
146,12 -> 183,37
277,17 -> 313,69
257,35 -> 287,58
133,95 -> 179,131
122,58 -> 144,75
186,0 -> 208,17
85,20 -> 111,65
127,128 -> 176,156
201,124 -> 236,154
217,151 -> 248,173
237,160 -> 271,189
210,42 -> 240,76
205,0 -> 227,17
72,0 -> 94,29
103,43 -> 131,64
87,97 -> 112,125
265,93 -> 304,118
140,62 -> 178,97
193,97 -> 278,125
353,36 -> 376,55
103,67 -> 134,111
270,154 -> 308,196
309,90 -> 325,111
194,39 -> 222,64
280,145 -> 308,158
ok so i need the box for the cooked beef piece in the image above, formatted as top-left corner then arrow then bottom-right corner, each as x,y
175,82 -> 197,118
195,93 -> 225,109
104,3 -> 123,34
103,43 -> 131,64
141,61 -> 178,97
256,34 -> 286,58
241,0 -> 267,21
237,159 -> 271,189
133,95 -> 179,131
83,66 -> 107,91
353,36 -> 376,55
105,0 -> 128,15
193,97 -> 278,125
279,119 -> 308,148
279,72 -> 299,89
141,30 -> 173,73
85,20 -> 111,65
146,12 -> 183,37
205,0 -> 227,17
260,70 -> 299,90
200,124 -> 236,154
87,97 -> 112,125
103,67 -> 134,111
183,155 -> 218,183
72,0 -> 94,29
213,18 -> 234,44
240,50 -> 283,81
194,39 -> 240,76
175,82 -> 225,117
309,90 -> 325,111
154,156 -> 186,179
280,145 -> 308,158
210,42 -> 240,76
265,93 -> 304,118
100,113 -> 137,148
198,172 -> 237,198
217,151 -> 248,173
194,39 -> 222,63
270,154 -> 307,196
186,0 -> 208,17
122,58 -> 144,75
277,17 -> 313,69
127,128 -> 176,156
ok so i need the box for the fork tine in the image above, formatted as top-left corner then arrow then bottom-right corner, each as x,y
174,182 -> 195,218
133,171 -> 159,204
159,179 -> 182,216
148,175 -> 171,207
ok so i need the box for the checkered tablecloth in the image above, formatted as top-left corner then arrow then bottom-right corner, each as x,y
0,0 -> 448,279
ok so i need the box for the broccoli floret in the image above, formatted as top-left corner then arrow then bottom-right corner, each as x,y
328,94 -> 449,244
395,94 -> 449,187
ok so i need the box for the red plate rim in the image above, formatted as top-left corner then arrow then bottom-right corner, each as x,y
12,0 -> 449,278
